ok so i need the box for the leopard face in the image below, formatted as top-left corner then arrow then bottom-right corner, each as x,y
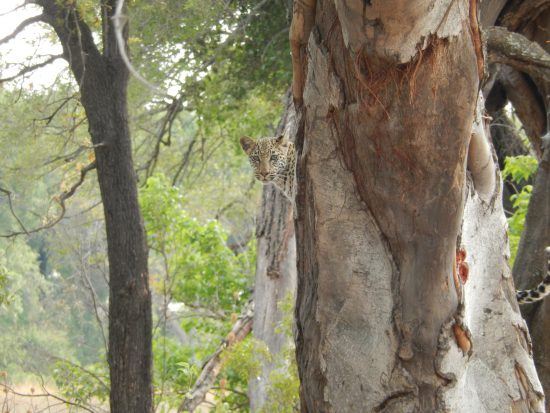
240,135 -> 291,184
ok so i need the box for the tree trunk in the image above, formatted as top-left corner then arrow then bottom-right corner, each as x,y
249,96 -> 298,411
38,1 -> 153,411
513,140 -> 550,411
291,1 -> 543,411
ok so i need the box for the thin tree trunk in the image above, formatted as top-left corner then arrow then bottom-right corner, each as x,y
37,1 -> 153,411
291,1 -> 543,411
249,96 -> 297,411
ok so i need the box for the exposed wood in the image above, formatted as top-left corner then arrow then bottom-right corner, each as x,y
292,0 -> 544,411
289,0 -> 316,103
467,94 -> 496,201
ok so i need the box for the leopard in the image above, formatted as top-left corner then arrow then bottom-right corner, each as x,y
239,135 -> 296,200
239,135 -> 550,306
516,247 -> 550,304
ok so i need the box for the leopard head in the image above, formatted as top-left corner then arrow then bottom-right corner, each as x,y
240,135 -> 291,184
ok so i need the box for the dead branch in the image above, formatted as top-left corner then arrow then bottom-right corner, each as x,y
0,14 -> 43,45
178,300 -> 254,413
0,161 -> 97,238
0,54 -> 64,84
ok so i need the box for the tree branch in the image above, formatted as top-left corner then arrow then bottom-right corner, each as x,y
0,187 -> 29,234
178,300 -> 254,413
486,26 -> 550,86
36,0 -> 101,83
0,14 -> 43,45
0,54 -> 64,84
111,0 -> 172,97
0,161 -> 97,238
499,65 -> 546,158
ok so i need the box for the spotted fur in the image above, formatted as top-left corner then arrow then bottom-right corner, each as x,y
516,247 -> 550,304
240,135 -> 296,200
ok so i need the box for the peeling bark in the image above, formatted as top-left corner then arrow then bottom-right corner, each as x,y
291,0 -> 544,411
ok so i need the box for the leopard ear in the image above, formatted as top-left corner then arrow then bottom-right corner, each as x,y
275,134 -> 285,144
240,136 -> 255,154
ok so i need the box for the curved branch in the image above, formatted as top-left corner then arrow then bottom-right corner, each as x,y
486,26 -> 550,85
499,66 -> 546,158
0,54 -> 64,84
0,14 -> 43,45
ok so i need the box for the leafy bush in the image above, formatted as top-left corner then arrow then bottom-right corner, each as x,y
502,155 -> 538,263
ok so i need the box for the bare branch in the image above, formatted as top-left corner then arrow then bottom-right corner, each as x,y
0,54 -> 64,84
0,382 -> 98,413
0,161 -> 97,238
0,14 -> 43,45
178,300 -> 254,413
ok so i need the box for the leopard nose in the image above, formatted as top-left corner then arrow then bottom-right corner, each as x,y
259,172 -> 268,178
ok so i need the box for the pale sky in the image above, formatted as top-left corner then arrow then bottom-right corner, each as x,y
0,0 -> 67,88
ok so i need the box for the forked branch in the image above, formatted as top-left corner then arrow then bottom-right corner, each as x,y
0,161 -> 97,238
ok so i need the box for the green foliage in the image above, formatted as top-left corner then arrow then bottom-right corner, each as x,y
141,174 -> 254,312
53,359 -> 109,405
221,293 -> 300,413
502,155 -> 538,184
502,155 -> 538,264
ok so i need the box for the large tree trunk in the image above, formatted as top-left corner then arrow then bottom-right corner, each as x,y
291,1 -> 543,411
38,1 -> 152,411
249,97 -> 298,411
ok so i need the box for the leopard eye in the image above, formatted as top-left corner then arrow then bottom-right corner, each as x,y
270,154 -> 278,162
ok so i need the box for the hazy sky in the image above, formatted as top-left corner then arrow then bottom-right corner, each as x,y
0,0 -> 67,88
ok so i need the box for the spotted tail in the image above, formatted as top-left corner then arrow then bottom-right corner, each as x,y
516,247 -> 550,304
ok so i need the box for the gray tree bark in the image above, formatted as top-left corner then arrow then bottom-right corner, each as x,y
249,97 -> 298,412
291,0 -> 544,411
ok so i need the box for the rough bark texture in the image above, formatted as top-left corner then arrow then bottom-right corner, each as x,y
513,139 -> 550,411
249,97 -> 298,411
37,1 -> 153,411
291,0 -> 543,411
